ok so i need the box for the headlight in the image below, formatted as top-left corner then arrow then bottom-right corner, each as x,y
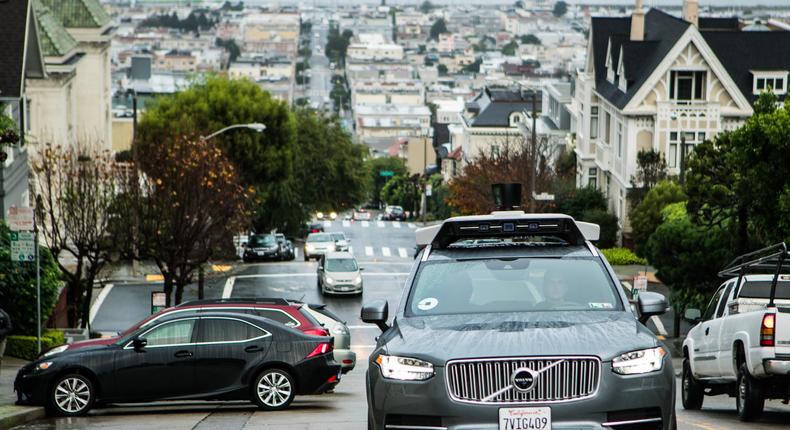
330,212 -> 337,219
375,354 -> 434,381
37,361 -> 54,370
43,345 -> 68,357
354,275 -> 362,284
612,347 -> 666,375
326,277 -> 334,284
306,244 -> 315,251
316,212 -> 324,219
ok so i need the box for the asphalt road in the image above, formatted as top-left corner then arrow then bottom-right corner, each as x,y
308,22 -> 331,107
13,220 -> 790,429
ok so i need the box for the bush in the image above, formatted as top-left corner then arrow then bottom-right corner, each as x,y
579,209 -> 619,249
5,330 -> 65,361
600,248 -> 647,266
629,181 -> 686,256
554,186 -> 607,219
0,222 -> 62,336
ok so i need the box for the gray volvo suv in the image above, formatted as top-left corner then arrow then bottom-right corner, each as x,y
362,212 -> 675,430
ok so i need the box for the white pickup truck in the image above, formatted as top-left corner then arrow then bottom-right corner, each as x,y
682,243 -> 790,421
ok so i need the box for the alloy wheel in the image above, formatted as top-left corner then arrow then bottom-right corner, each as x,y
257,371 -> 292,408
54,377 -> 91,414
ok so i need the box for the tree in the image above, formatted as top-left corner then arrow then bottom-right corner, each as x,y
128,137 -> 252,306
216,38 -> 240,62
629,181 -> 686,256
32,145 -> 119,328
420,0 -> 434,14
462,58 -> 482,73
429,18 -> 448,41
366,157 -> 408,207
135,76 -> 297,233
580,210 -> 619,249
437,64 -> 448,76
427,174 -> 452,219
325,25 -> 353,66
520,34 -> 541,45
501,39 -> 519,56
0,222 -> 61,336
515,0 -> 525,8
628,149 -> 668,210
553,185 -> 607,219
380,173 -> 421,216
553,1 -> 568,17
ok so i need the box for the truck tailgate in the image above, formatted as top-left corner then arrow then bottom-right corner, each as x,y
777,307 -> 790,355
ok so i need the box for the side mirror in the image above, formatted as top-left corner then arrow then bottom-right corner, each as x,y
637,292 -> 668,325
318,266 -> 324,271
361,300 -> 389,332
684,308 -> 702,323
132,337 -> 148,351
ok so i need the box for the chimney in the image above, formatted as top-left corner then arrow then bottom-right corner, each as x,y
630,0 -> 645,41
683,0 -> 699,27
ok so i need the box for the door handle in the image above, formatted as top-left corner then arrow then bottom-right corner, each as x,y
174,350 -> 193,358
705,327 -> 710,336
245,345 -> 264,353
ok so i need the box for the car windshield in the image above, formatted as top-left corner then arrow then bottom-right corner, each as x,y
308,233 -> 333,242
326,258 -> 358,272
249,235 -> 276,247
407,257 -> 622,316
331,233 -> 346,241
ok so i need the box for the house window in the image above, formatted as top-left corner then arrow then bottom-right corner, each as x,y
753,73 -> 787,95
605,112 -> 611,144
618,189 -> 624,222
588,167 -> 598,189
669,71 -> 706,101
616,122 -> 623,158
668,130 -> 705,168
590,106 -> 598,139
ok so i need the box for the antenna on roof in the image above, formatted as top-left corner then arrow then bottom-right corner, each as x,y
492,183 -> 522,211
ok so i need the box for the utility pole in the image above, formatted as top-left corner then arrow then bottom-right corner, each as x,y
529,90 -> 537,213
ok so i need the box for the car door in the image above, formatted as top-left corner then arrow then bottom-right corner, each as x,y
713,282 -> 737,377
110,318 -> 198,401
694,284 -> 728,377
318,255 -> 326,285
192,317 -> 273,395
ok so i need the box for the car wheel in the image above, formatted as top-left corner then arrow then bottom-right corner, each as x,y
48,373 -> 94,417
252,368 -> 295,411
304,254 -> 309,262
681,358 -> 704,410
736,362 -> 764,421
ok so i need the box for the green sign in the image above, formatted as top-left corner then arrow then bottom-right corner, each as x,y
379,170 -> 394,177
9,231 -> 35,262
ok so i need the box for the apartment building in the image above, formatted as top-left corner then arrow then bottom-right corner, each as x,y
347,34 -> 405,62
351,79 -> 425,107
355,104 -> 431,155
574,0 -> 790,232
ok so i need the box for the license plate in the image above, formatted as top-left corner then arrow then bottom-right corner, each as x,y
256,251 -> 265,256
499,407 -> 551,430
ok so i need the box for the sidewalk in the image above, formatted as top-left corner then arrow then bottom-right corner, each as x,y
0,357 -> 44,430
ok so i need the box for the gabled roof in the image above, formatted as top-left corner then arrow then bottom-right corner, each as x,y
39,0 -> 111,29
33,0 -> 78,58
464,87 -> 540,128
702,30 -> 790,103
0,0 -> 31,99
591,9 -> 690,109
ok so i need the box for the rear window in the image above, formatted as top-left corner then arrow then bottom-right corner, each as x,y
198,318 -> 267,343
407,257 -> 622,316
308,233 -> 332,242
739,280 -> 790,300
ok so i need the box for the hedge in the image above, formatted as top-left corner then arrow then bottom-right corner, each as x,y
600,247 -> 647,266
5,330 -> 67,361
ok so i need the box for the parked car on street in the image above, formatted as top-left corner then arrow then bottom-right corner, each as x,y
45,298 -> 329,356
16,313 -> 340,416
682,242 -> 790,421
362,211 -> 675,430
330,232 -> 350,252
297,302 -> 356,374
304,232 -> 336,261
243,234 -> 281,262
317,252 -> 363,296
302,222 -> 324,237
274,233 -> 296,261
383,205 -> 406,221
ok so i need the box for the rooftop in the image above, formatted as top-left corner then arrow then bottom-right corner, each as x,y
39,0 -> 111,29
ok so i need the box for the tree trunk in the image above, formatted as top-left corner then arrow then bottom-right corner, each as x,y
198,267 -> 205,300
174,277 -> 185,305
673,307 -> 681,339
163,275 -> 174,307
81,277 -> 95,329
65,279 -> 81,328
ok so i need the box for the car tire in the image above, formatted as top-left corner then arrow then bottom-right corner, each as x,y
47,373 -> 94,417
252,368 -> 296,411
304,254 -> 309,262
681,358 -> 704,410
736,362 -> 764,421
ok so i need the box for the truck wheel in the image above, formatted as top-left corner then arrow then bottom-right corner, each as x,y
681,358 -> 704,410
736,362 -> 764,421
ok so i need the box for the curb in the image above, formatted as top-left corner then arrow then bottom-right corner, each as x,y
0,406 -> 45,430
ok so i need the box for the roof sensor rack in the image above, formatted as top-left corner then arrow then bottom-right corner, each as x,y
719,242 -> 788,307
176,297 -> 291,307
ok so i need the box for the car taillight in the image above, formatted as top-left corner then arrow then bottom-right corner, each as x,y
304,328 -> 330,337
306,342 -> 333,358
760,313 -> 776,347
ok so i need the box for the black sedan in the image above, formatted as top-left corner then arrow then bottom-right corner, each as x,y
15,313 -> 340,416
243,234 -> 281,262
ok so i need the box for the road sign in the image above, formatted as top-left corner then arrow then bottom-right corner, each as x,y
9,231 -> 36,262
379,170 -> 394,177
151,292 -> 167,314
8,206 -> 34,231
634,275 -> 648,292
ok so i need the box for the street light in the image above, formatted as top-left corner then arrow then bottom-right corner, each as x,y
201,123 -> 267,141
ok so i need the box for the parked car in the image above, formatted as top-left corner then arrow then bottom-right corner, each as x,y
362,212 -> 675,430
297,302 -> 356,374
682,242 -> 790,421
44,298 -> 330,356
16,312 -> 340,416
330,232 -> 350,252
243,234 -> 281,262
317,252 -> 363,296
304,232 -> 336,261
383,205 -> 406,221
303,222 -> 324,236
274,233 -> 295,261
353,209 -> 371,221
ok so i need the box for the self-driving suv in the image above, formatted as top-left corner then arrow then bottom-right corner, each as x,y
362,212 -> 676,430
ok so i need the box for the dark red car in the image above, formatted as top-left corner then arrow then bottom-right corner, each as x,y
45,298 -> 329,356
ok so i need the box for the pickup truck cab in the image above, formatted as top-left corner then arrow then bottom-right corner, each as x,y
682,243 -> 790,421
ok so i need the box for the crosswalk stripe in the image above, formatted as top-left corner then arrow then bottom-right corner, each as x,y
382,247 -> 391,257
361,221 -> 370,228
365,246 -> 374,256
408,223 -> 417,228
342,220 -> 351,227
323,221 -> 332,228
294,248 -> 299,258
398,247 -> 408,258
377,221 -> 385,228
393,221 -> 401,228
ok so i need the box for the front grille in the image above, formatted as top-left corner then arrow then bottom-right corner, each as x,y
446,356 -> 600,404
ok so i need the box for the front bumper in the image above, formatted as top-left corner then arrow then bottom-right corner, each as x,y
323,283 -> 363,295
15,364 -> 55,406
243,251 -> 280,261
368,358 -> 675,430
